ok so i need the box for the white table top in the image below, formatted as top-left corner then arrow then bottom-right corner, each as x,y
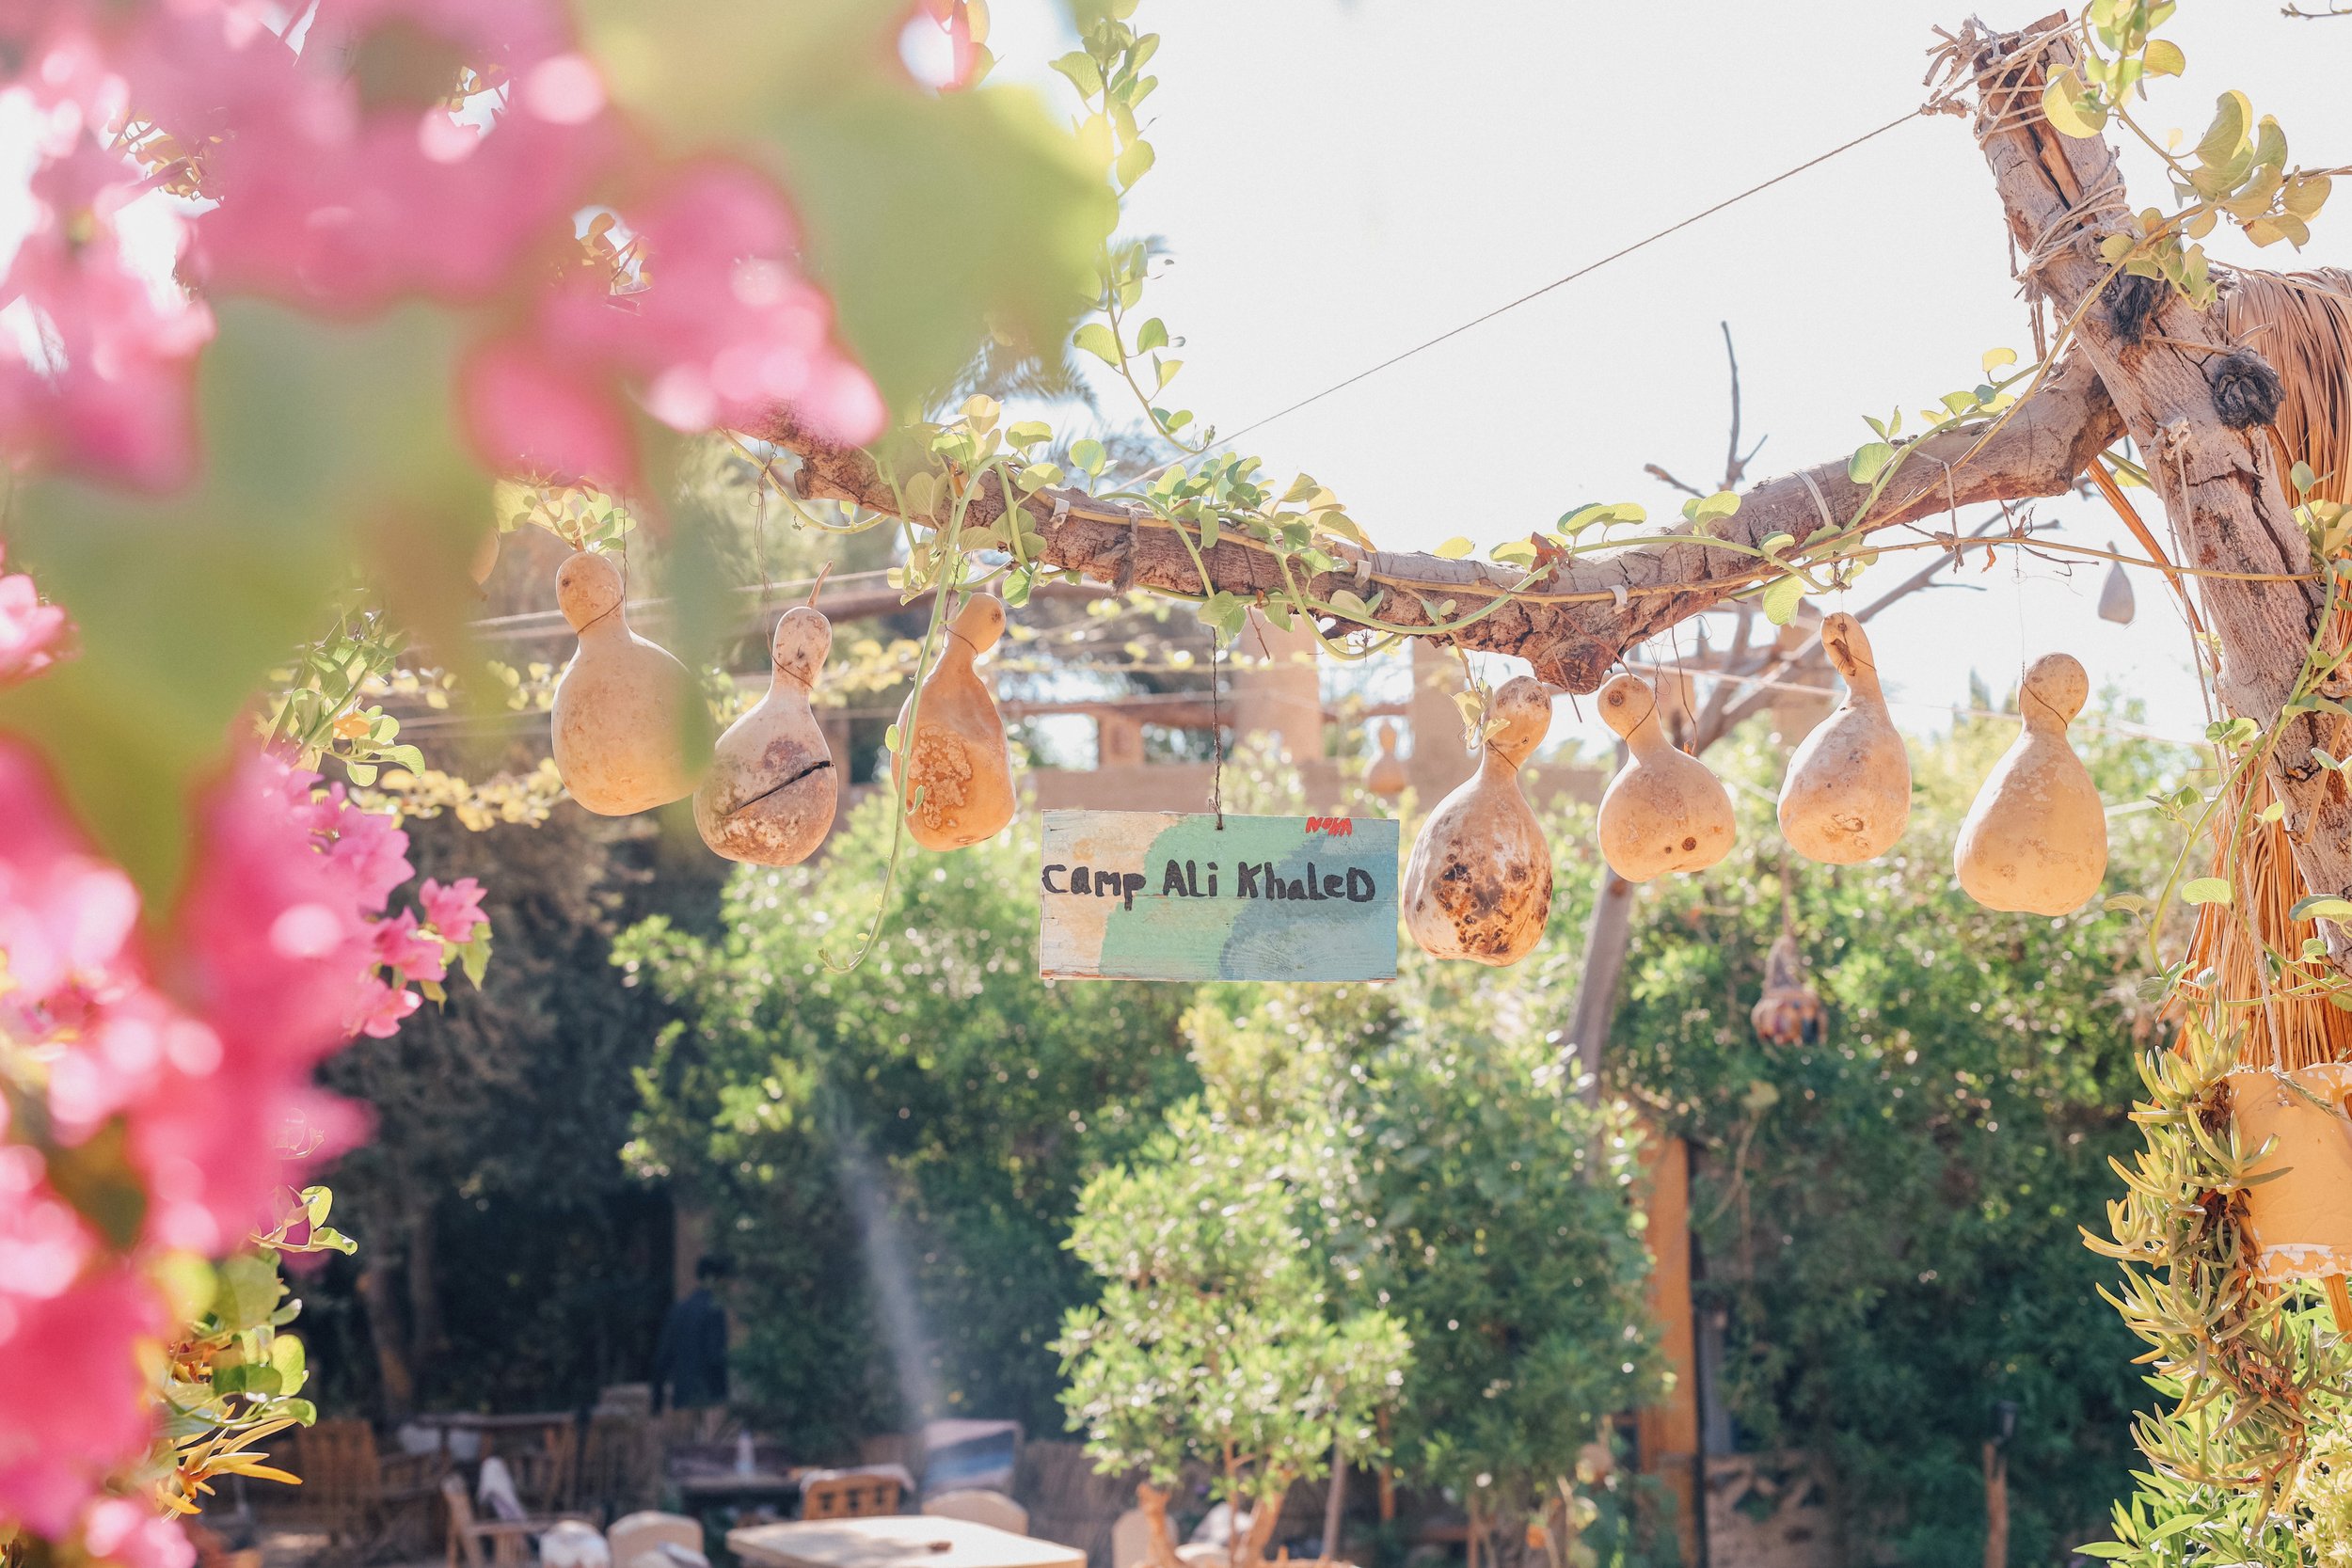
728,1517 -> 1085,1568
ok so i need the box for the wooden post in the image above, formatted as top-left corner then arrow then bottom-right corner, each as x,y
1322,1440 -> 1346,1566
1636,1133 -> 1704,1567
1981,1442 -> 2009,1568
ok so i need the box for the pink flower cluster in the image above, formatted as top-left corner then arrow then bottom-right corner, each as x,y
0,726 -> 487,1556
0,0 -> 884,491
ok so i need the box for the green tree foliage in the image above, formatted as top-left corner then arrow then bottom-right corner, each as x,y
1056,1102 -> 1410,1568
619,795 -> 1196,1447
1580,712 -> 2185,1568
1180,975 -> 1663,1556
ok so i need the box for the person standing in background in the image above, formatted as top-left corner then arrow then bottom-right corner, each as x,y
654,1254 -> 733,1440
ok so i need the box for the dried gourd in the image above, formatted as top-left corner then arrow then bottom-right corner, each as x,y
548,550 -> 710,816
1953,652 -> 2106,914
1595,672 -> 1736,881
1365,721 -> 1407,800
1402,675 -> 1553,965
694,606 -> 837,865
1749,930 -> 1825,1047
2097,546 -> 2135,625
895,594 -> 1016,851
2227,1063 -> 2352,1284
1777,612 -> 1909,864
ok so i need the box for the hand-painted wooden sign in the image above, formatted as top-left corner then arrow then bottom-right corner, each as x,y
1039,810 -> 1400,983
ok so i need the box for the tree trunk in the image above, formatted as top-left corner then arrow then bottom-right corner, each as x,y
1967,19 -> 2352,965
1321,1445 -> 1346,1565
358,1259 -> 416,1420
407,1198 -> 445,1373
1566,860 -> 1640,1097
1235,1485 -> 1287,1568
1136,1483 -> 1184,1568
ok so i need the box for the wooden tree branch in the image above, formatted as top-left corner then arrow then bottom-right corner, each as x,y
1960,18 -> 2352,960
754,356 -> 2116,694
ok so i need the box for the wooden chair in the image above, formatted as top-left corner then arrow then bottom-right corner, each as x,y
442,1473 -> 597,1568
579,1416 -> 661,1523
507,1423 -> 580,1513
798,1474 -> 903,1520
290,1418 -> 443,1556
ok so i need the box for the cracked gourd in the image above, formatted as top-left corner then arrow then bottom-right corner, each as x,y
694,606 -> 837,865
2227,1064 -> 2352,1285
1402,675 -> 1553,965
1953,652 -> 2106,915
1595,672 -> 1736,881
1777,612 -> 1910,864
548,550 -> 710,816
894,594 -> 1015,851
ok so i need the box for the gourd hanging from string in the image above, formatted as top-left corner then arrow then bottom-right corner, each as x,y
1750,927 -> 1825,1047
895,592 -> 1016,851
2097,543 -> 2136,625
1595,672 -> 1736,881
1365,721 -> 1407,800
1954,653 -> 2106,915
1402,675 -> 1554,965
1777,612 -> 1910,864
694,585 -> 837,866
548,549 -> 711,816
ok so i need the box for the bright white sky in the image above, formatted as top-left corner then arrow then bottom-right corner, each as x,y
977,0 -> 2352,755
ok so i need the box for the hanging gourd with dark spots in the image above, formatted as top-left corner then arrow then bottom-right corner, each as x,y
1777,612 -> 1909,864
548,550 -> 711,816
694,606 -> 837,865
896,594 -> 1016,851
1953,653 -> 2106,915
1401,676 -> 1553,965
1595,672 -> 1736,881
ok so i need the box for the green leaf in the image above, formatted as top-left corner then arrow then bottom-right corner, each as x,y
2141,39 -> 2185,76
215,1254 -> 285,1334
1760,574 -> 1805,626
1981,346 -> 2018,376
2043,71 -> 2107,138
2290,895 -> 2352,923
1135,317 -> 1168,354
2072,1544 -> 2133,1560
1073,321 -> 1122,367
1758,532 -> 1796,558
1071,438 -> 1108,479
2182,878 -> 2233,906
2105,894 -> 2152,916
1848,441 -> 1895,484
1050,50 -> 1103,98
1115,137 -> 1155,189
1434,537 -> 1475,560
2194,90 -> 2251,167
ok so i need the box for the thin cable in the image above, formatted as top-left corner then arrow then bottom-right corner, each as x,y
1165,104 -> 1931,467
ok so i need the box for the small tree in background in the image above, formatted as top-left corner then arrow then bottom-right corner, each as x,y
1056,1103 -> 1410,1568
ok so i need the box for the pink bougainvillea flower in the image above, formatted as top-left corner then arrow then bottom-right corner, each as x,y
460,331 -> 640,488
372,908 -> 446,985
549,163 -> 885,443
347,974 -> 421,1039
79,1496 -> 196,1568
0,546 -> 72,685
418,875 -> 486,946
0,1262 -> 165,1539
122,0 -> 615,311
465,161 -> 883,485
0,134 -> 213,488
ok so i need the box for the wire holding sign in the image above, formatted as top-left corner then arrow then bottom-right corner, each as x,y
1038,811 -> 1401,983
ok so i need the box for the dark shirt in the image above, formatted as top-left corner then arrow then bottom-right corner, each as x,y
653,1287 -> 730,1410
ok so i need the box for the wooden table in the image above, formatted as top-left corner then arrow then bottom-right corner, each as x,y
729,1517 -> 1084,1568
